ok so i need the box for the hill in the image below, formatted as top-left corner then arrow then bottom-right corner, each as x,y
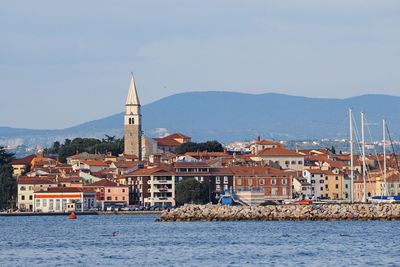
1,92 -> 400,146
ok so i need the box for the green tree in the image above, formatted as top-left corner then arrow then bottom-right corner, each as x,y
0,147 -> 16,210
47,136 -> 125,163
175,140 -> 224,154
175,178 -> 209,205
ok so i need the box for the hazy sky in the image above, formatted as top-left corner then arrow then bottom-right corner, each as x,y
1,1 -> 399,129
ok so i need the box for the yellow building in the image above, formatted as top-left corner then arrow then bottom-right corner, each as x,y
323,170 -> 347,200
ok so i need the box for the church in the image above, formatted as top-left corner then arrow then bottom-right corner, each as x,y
124,74 -> 143,160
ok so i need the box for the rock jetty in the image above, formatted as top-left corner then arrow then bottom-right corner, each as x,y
159,203 -> 400,221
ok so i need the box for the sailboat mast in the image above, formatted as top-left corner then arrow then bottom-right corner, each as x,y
361,112 -> 367,203
349,108 -> 354,203
383,119 -> 387,196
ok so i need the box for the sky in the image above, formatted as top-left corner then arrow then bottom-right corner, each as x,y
1,0 -> 399,129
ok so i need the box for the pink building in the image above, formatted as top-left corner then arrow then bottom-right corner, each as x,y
87,179 -> 129,208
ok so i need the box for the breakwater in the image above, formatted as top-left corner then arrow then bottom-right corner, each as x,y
159,203 -> 400,221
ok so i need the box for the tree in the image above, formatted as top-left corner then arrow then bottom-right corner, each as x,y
175,140 -> 224,154
46,136 -> 125,163
0,147 -> 16,210
175,178 -> 209,205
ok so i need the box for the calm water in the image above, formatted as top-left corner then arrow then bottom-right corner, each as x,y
0,215 -> 399,266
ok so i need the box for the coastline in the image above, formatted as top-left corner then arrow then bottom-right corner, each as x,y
0,210 -> 162,217
159,203 -> 400,221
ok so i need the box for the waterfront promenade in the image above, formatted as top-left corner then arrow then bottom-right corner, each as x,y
0,210 -> 162,217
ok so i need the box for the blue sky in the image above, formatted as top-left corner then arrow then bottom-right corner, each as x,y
1,0 -> 399,129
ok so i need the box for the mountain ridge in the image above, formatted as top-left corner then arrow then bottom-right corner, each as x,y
1,92 -> 400,146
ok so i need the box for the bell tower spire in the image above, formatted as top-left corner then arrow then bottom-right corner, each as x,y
124,73 -> 142,160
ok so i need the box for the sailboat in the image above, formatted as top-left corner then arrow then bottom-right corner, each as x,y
370,119 -> 400,203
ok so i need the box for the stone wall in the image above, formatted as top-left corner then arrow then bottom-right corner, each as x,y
159,203 -> 400,221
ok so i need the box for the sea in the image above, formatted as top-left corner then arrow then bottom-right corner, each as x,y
0,214 -> 399,267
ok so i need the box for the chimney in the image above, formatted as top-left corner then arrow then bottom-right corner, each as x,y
257,136 -> 261,142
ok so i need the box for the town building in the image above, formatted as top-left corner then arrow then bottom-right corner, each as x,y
231,166 -> 293,203
124,167 -> 176,207
87,179 -> 129,209
33,187 -> 96,213
17,177 -> 57,211
252,147 -> 305,171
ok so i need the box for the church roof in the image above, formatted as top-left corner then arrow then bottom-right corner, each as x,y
126,73 -> 140,106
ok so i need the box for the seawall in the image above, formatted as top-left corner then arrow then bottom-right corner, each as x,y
159,204 -> 400,221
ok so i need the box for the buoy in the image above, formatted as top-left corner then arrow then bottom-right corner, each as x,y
315,205 -> 321,210
69,212 -> 77,219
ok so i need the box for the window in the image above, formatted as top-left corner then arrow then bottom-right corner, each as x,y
223,176 -> 228,184
216,176 -> 220,184
320,187 -> 323,191
335,184 -> 339,189
345,184 -> 348,189
122,189 -> 125,193
319,180 -> 324,184
282,187 -> 287,195
29,195 -> 33,200
216,184 -> 220,190
55,199 -> 61,211
35,199 -> 40,207
291,161 -> 296,165
115,197 -> 118,201
298,161 -> 303,165
259,179 -> 265,185
335,176 -> 339,181
43,199 -> 47,207
108,189 -> 111,193
271,179 -> 276,185
20,186 -> 26,191
122,197 -> 125,201
224,185 -> 228,190
285,161 -> 290,165
29,186 -> 33,190
325,177 -> 328,181
21,195 -> 25,200
107,197 -> 112,200
237,178 -> 241,186
271,188 -> 278,195
248,179 -> 253,186
282,179 -> 287,185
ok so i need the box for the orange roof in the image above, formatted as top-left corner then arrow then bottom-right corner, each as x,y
18,177 -> 56,185
257,147 -> 302,157
165,132 -> 191,139
153,138 -> 182,146
12,155 -> 36,165
81,160 -> 109,167
89,179 -> 124,187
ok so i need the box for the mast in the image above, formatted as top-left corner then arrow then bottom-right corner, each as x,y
349,108 -> 354,203
361,112 -> 367,203
383,119 -> 387,196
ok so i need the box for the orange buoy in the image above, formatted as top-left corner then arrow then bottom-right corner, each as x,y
69,212 -> 77,219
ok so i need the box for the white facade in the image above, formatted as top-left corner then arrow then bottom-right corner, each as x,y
33,191 -> 96,213
17,181 -> 55,211
303,170 -> 325,199
144,175 -> 176,207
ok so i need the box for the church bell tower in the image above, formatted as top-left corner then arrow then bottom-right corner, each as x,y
124,73 -> 142,160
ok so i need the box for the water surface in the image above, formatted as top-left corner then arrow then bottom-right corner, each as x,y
0,215 -> 399,266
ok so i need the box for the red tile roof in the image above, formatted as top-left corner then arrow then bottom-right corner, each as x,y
257,147 -> 303,157
89,179 -> 122,187
80,160 -> 109,167
18,177 -> 57,185
12,155 -> 36,165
